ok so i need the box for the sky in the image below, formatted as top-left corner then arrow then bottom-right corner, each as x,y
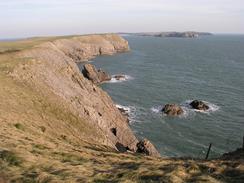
0,0 -> 243,38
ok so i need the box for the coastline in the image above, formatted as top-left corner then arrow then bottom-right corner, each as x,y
0,34 -> 243,182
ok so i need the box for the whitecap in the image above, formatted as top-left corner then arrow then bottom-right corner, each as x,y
116,104 -> 137,123
150,106 -> 161,113
106,74 -> 133,83
179,106 -> 195,118
116,104 -> 131,113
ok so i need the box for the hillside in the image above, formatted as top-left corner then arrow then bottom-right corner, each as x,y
0,34 -> 243,183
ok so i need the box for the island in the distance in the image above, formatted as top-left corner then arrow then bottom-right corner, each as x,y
119,31 -> 213,38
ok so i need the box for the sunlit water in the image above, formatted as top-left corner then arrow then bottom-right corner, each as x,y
79,35 -> 244,158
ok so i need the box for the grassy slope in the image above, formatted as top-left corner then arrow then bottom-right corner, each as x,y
0,36 -> 78,54
0,38 -> 244,183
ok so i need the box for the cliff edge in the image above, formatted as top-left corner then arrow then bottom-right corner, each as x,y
10,34 -> 141,152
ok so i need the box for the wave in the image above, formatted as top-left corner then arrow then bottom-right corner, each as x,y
150,106 -> 161,113
116,104 -> 137,123
107,74 -> 133,83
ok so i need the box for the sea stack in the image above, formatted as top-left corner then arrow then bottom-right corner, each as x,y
82,63 -> 111,84
162,104 -> 183,116
190,100 -> 209,111
113,75 -> 126,81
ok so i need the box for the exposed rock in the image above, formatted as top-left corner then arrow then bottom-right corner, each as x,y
115,142 -> 129,153
116,106 -> 129,117
116,106 -> 130,123
13,34 -> 139,152
136,139 -> 160,157
162,104 -> 183,116
97,69 -> 111,82
190,100 -> 209,111
82,64 -> 111,84
221,148 -> 244,160
51,34 -> 130,62
114,75 -> 126,80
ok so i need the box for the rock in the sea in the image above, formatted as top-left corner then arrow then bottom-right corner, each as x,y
97,68 -> 111,82
116,106 -> 130,123
162,104 -> 183,116
117,106 -> 129,117
82,64 -> 111,84
136,139 -> 160,157
114,75 -> 126,80
190,100 -> 209,111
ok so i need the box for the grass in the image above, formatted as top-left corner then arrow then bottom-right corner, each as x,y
0,150 -> 22,166
32,144 -> 49,150
0,35 -> 78,54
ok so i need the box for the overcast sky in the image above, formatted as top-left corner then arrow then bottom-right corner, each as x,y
0,0 -> 243,38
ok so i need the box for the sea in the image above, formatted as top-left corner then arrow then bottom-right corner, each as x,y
80,35 -> 244,158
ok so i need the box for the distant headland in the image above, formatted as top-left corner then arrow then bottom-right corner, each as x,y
119,31 -> 213,38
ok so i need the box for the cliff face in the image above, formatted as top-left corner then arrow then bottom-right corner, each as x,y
45,34 -> 130,62
11,34 -> 138,151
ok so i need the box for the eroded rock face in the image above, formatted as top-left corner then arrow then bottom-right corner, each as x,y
162,104 -> 183,116
190,100 -> 209,111
82,64 -> 111,84
13,34 -> 139,153
137,139 -> 160,157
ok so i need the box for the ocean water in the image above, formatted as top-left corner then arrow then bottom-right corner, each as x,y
81,35 -> 244,158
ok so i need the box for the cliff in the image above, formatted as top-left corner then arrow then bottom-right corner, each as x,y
0,34 -> 243,183
9,34 -> 140,152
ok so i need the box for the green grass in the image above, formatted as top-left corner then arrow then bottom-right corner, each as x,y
0,35 -> 79,54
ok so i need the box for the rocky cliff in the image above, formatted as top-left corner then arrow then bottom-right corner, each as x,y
10,34 -> 143,152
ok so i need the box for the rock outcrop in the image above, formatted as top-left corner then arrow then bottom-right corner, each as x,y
162,104 -> 183,116
137,139 -> 161,157
11,34 -> 159,156
116,106 -> 129,117
82,64 -> 111,84
50,34 -> 130,62
221,148 -> 244,160
114,75 -> 126,81
190,100 -> 209,111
